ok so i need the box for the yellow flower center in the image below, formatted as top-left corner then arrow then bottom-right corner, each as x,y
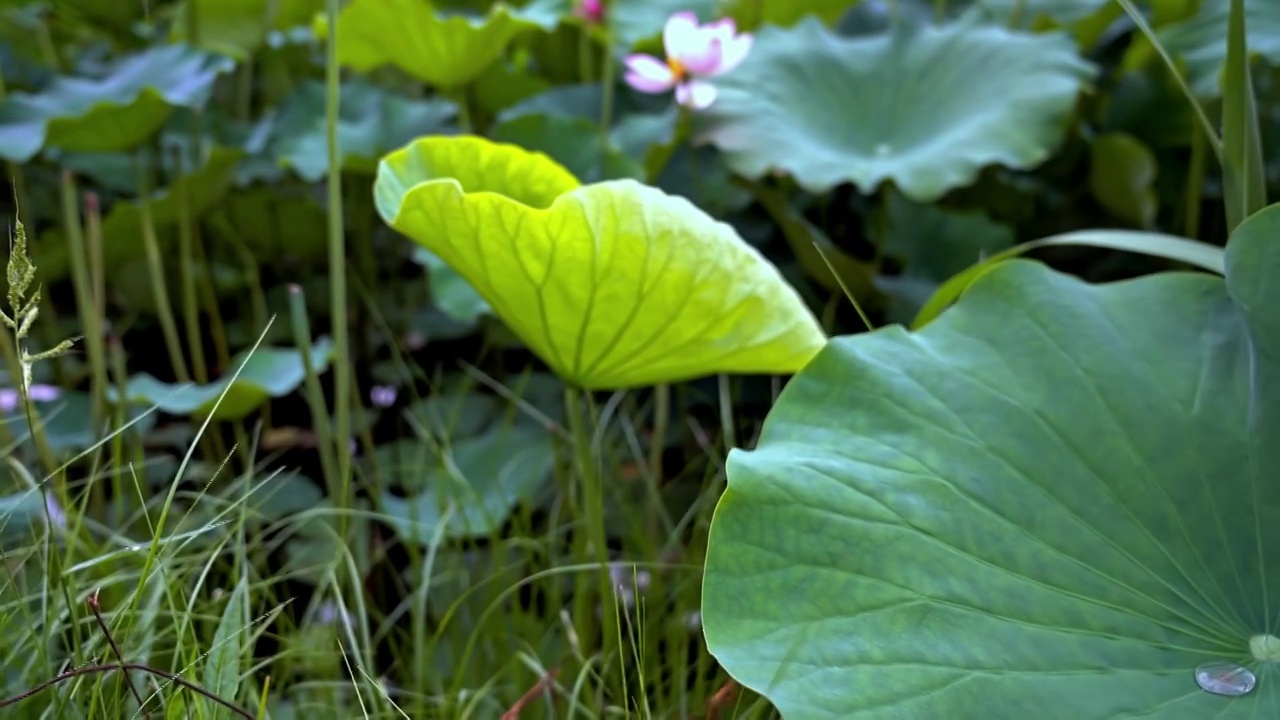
667,57 -> 687,81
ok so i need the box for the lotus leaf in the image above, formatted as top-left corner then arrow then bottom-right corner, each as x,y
39,147 -> 244,281
114,339 -> 334,420
322,0 -> 544,90
374,135 -> 825,389
377,423 -> 555,542
703,203 -> 1280,718
696,15 -> 1094,201
0,44 -> 231,163
270,79 -> 458,182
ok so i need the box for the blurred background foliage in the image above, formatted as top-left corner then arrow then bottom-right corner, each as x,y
0,0 -> 1276,717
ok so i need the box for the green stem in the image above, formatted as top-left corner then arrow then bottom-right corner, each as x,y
455,86 -> 474,134
1184,124 -> 1206,239
645,105 -> 692,183
191,219 -> 230,373
644,383 -> 673,541
563,386 -> 617,673
324,0 -> 353,538
137,160 -> 191,383
1112,0 -> 1222,158
60,174 -> 107,428
209,211 -> 270,334
175,155 -> 208,384
598,30 -> 616,177
289,285 -> 338,495
718,374 -> 736,452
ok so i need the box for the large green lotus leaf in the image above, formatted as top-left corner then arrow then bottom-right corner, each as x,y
1159,1 -> 1280,97
322,0 -> 543,90
171,0 -> 324,57
703,203 -> 1280,718
717,0 -> 858,31
376,422 -> 555,542
270,80 -> 457,182
38,146 -> 243,281
696,16 -> 1094,201
0,44 -> 232,163
114,339 -> 334,420
375,135 -> 826,389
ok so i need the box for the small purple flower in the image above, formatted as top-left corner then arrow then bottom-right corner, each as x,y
44,493 -> 66,529
315,600 -> 353,627
608,562 -> 651,608
369,385 -> 397,409
0,383 -> 59,413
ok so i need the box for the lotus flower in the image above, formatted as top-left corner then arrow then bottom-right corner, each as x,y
623,11 -> 752,110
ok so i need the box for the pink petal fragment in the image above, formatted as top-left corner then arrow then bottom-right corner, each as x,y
679,36 -> 724,76
703,17 -> 738,43
574,0 -> 604,23
663,11 -> 701,60
676,80 -> 718,110
624,54 -> 678,92
713,34 -> 753,75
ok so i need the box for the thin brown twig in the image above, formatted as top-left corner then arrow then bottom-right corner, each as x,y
705,679 -> 738,720
500,667 -> 560,720
0,663 -> 253,718
89,588 -> 147,711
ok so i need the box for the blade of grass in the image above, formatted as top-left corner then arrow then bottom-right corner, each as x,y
324,0 -> 353,538
1221,0 -> 1267,232
1112,0 -> 1222,158
913,229 -> 1227,329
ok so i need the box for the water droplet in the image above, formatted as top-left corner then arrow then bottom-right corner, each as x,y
1195,662 -> 1256,697
875,143 -> 891,157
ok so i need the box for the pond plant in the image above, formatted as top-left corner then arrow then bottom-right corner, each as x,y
0,0 -> 1277,718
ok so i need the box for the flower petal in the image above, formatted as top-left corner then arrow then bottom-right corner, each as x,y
624,54 -> 677,92
712,33 -> 753,75
703,17 -> 738,43
663,11 -> 701,61
681,37 -> 724,75
676,80 -> 718,110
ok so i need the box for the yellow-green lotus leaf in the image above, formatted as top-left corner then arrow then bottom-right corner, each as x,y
374,136 -> 826,389
319,0 -> 543,90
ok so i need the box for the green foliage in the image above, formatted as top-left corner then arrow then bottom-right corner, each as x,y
270,79 -> 458,181
717,0 -> 858,31
375,135 -> 827,388
322,0 -> 546,89
704,202 -> 1280,718
377,422 -> 556,542
1088,132 -> 1159,227
696,15 -> 1095,200
115,339 -> 334,420
0,44 -> 232,162
204,580 -> 248,720
2,0 -> 1279,717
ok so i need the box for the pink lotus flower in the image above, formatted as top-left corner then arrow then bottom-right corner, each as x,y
623,12 -> 752,110
574,0 -> 604,24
